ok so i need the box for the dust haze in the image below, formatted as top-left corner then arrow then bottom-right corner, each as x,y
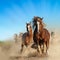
0,31 -> 60,60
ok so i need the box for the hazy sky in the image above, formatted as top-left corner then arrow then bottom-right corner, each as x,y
0,0 -> 60,40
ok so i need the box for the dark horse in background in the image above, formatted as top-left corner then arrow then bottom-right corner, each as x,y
32,16 -> 50,54
20,22 -> 33,52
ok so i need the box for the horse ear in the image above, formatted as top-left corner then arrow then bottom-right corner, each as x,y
34,16 -> 37,19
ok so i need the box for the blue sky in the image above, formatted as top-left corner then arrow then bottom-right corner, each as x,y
0,0 -> 60,40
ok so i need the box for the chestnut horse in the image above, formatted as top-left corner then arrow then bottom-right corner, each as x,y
32,16 -> 50,54
20,22 -> 33,52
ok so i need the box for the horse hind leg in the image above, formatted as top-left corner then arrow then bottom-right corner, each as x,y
47,40 -> 49,50
45,41 -> 47,53
45,41 -> 49,53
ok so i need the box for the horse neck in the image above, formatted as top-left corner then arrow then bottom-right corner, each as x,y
27,29 -> 32,37
34,24 -> 38,32
29,29 -> 33,36
39,23 -> 44,33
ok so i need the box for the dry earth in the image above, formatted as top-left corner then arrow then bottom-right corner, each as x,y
0,33 -> 60,60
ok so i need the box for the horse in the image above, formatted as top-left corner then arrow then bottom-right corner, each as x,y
32,16 -> 50,54
20,22 -> 33,52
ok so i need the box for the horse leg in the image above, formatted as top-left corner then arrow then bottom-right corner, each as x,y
41,39 -> 45,54
42,43 -> 44,54
46,40 -> 49,54
37,41 -> 40,52
37,41 -> 41,54
47,40 -> 49,50
37,45 -> 40,52
39,44 -> 43,54
43,42 -> 46,54
45,41 -> 48,53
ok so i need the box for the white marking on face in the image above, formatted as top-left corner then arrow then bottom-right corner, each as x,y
37,21 -> 40,32
28,25 -> 31,31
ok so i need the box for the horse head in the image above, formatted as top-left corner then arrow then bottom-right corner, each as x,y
33,16 -> 43,33
26,22 -> 32,32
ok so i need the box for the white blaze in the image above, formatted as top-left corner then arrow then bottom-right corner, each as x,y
28,25 -> 30,31
37,21 -> 40,32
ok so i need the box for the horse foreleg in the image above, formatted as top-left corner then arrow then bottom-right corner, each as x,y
39,44 -> 42,55
42,43 -> 44,54
37,45 -> 40,52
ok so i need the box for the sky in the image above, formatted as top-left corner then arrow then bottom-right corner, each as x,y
0,0 -> 60,40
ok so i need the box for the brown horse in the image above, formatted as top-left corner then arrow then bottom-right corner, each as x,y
20,22 -> 33,52
32,16 -> 50,54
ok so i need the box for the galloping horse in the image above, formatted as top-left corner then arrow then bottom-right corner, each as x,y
20,22 -> 33,52
32,16 -> 50,54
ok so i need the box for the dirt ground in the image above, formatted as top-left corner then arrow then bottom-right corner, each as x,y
0,37 -> 60,60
